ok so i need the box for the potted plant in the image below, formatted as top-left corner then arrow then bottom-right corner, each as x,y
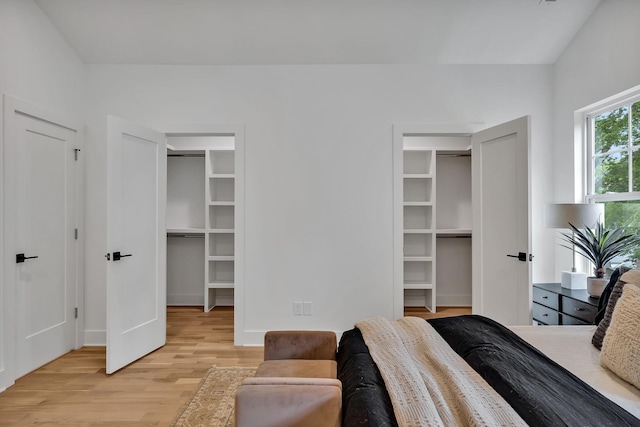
560,222 -> 640,297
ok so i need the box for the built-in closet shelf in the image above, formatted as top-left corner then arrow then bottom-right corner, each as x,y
403,174 -> 433,179
403,202 -> 433,207
404,229 -> 433,233
205,147 -> 237,311
207,282 -> 234,289
208,256 -> 234,261
403,256 -> 433,262
404,283 -> 434,290
167,228 -> 205,234
436,229 -> 472,235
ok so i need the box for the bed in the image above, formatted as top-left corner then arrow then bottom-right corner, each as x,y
337,271 -> 640,426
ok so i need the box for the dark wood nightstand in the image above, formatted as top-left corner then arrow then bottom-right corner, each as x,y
533,283 -> 600,325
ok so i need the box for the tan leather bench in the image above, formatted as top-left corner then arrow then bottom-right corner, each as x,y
235,330 -> 342,427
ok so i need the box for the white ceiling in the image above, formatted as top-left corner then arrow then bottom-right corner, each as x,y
35,0 -> 601,65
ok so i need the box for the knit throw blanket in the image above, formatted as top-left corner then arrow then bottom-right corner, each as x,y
356,316 -> 527,427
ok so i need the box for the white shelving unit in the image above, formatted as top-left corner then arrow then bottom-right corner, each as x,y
397,135 -> 472,312
402,149 -> 437,310
205,148 -> 236,311
166,135 -> 238,311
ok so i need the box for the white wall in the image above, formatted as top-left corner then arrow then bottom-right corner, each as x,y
0,0 -> 85,389
552,0 -> 640,276
0,0 -> 85,116
85,64 -> 554,344
0,1 -> 560,347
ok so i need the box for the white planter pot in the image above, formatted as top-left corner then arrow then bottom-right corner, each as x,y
587,277 -> 609,298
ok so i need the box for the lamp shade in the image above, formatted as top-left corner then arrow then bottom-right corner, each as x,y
544,203 -> 604,229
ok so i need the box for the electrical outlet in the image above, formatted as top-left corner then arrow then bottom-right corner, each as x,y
293,301 -> 303,316
303,301 -> 312,316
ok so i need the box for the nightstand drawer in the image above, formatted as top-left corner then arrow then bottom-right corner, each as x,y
533,303 -> 559,325
533,287 -> 559,311
560,313 -> 591,325
561,296 -> 597,323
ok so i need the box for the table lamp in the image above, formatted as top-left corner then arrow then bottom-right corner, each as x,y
544,203 -> 604,289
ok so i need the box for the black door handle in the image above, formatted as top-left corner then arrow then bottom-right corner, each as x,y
506,252 -> 527,262
113,251 -> 132,261
16,253 -> 38,263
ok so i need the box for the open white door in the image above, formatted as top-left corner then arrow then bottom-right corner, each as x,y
2,96 -> 79,387
472,116 -> 531,325
106,116 -> 166,374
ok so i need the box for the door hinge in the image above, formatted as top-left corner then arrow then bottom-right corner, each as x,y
74,148 -> 81,161
74,228 -> 78,240
74,307 -> 78,319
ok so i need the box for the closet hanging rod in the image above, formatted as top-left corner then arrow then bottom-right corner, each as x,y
167,234 -> 205,238
436,234 -> 472,239
167,153 -> 205,157
436,153 -> 471,157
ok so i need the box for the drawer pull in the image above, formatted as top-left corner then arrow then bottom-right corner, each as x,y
575,308 -> 584,312
542,313 -> 548,317
542,296 -> 548,299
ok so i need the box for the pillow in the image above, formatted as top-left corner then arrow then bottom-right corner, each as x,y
621,269 -> 640,285
592,270 -> 640,350
595,265 -> 631,324
600,284 -> 640,389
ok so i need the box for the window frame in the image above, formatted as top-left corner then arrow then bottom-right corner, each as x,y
585,92 -> 640,206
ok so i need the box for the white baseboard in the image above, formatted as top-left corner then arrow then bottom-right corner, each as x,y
84,330 -> 106,346
213,294 -> 234,306
404,293 -> 471,309
436,294 -> 472,307
167,293 -> 204,306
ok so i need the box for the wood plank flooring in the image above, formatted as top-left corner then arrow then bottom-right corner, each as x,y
0,305 -> 469,426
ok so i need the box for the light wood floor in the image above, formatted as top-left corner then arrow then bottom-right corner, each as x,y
0,305 -> 470,426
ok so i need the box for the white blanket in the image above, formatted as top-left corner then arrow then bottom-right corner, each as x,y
356,316 -> 526,427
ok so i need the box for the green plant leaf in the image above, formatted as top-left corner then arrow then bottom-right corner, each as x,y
559,221 -> 640,276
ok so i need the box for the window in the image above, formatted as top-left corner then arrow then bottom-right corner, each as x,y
586,94 -> 640,266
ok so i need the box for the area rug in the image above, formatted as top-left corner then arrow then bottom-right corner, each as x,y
172,366 -> 257,427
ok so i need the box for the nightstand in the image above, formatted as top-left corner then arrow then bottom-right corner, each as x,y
533,283 -> 600,325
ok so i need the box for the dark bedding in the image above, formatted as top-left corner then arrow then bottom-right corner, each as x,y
337,327 -> 397,427
337,315 -> 640,427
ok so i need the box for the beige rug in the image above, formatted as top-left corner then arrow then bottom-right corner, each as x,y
172,366 -> 257,427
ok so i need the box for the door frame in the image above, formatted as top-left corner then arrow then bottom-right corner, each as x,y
160,124 -> 245,345
392,123 -> 484,320
0,95 -> 84,391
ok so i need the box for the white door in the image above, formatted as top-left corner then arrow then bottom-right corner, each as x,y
472,116 -> 531,325
2,96 -> 78,386
106,116 -> 166,374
